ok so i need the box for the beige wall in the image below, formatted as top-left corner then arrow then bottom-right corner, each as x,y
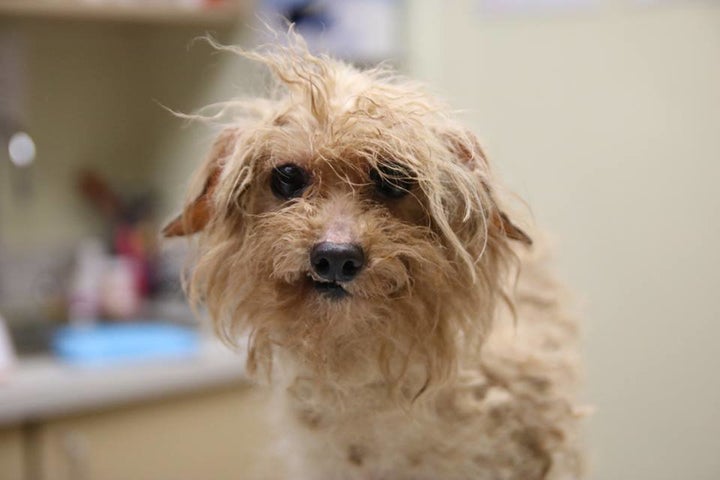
1,19 -> 150,248
407,2 -> 720,479
0,18 -> 253,250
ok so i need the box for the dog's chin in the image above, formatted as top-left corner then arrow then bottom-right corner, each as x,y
287,268 -> 411,304
309,277 -> 350,301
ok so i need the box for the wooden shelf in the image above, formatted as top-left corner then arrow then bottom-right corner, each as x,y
0,0 -> 250,26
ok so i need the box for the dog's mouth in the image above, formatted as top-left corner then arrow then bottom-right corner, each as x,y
311,279 -> 350,300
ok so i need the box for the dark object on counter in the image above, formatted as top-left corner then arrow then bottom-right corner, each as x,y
8,320 -> 56,356
77,169 -> 161,300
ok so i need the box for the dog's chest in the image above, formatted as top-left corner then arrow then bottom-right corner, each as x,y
281,391 -> 441,480
274,375 -> 556,480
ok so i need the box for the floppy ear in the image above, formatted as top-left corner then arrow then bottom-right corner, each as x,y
444,130 -> 532,247
162,128 -> 239,237
492,211 -> 532,246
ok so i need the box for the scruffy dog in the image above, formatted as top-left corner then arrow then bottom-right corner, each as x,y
164,37 -> 584,480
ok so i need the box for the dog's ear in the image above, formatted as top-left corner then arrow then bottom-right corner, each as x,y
162,128 -> 239,237
492,211 -> 533,246
444,130 -> 532,247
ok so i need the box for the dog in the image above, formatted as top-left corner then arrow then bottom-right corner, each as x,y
163,36 -> 584,480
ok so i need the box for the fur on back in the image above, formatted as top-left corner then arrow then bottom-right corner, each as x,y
170,33 -> 585,480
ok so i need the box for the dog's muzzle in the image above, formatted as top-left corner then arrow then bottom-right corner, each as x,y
310,242 -> 365,299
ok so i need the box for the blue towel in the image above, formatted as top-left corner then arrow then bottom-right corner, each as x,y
53,323 -> 199,367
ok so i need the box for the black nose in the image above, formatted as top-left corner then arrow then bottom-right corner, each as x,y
310,242 -> 365,282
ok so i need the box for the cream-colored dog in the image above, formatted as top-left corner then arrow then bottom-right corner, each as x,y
164,36 -> 584,480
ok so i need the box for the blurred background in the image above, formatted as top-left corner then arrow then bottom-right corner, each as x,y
0,0 -> 718,479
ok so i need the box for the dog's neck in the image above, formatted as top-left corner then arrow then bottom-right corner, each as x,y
271,343 -> 459,413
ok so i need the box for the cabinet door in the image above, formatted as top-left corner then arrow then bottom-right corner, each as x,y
36,385 -> 284,480
0,427 -> 24,480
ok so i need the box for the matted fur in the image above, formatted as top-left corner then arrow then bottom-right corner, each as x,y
166,33 -> 584,480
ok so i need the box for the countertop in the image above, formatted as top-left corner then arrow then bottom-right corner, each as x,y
0,338 -> 248,427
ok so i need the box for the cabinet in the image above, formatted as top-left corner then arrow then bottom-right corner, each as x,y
0,427 -> 24,480
0,384 -> 283,480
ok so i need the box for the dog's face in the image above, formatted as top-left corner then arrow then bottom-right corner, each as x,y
164,45 -> 530,385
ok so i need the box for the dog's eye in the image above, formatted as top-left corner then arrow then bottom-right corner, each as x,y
370,163 -> 414,199
271,163 -> 309,199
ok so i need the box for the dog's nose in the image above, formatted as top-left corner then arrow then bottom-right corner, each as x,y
310,242 -> 365,282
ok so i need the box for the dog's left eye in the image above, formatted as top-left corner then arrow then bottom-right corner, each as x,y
370,163 -> 414,199
271,163 -> 310,199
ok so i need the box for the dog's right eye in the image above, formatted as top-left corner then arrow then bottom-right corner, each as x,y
271,163 -> 309,199
370,163 -> 414,199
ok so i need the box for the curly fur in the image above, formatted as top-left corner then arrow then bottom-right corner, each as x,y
165,33 -> 585,480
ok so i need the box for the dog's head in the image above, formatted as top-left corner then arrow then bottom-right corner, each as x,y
164,40 -> 531,389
